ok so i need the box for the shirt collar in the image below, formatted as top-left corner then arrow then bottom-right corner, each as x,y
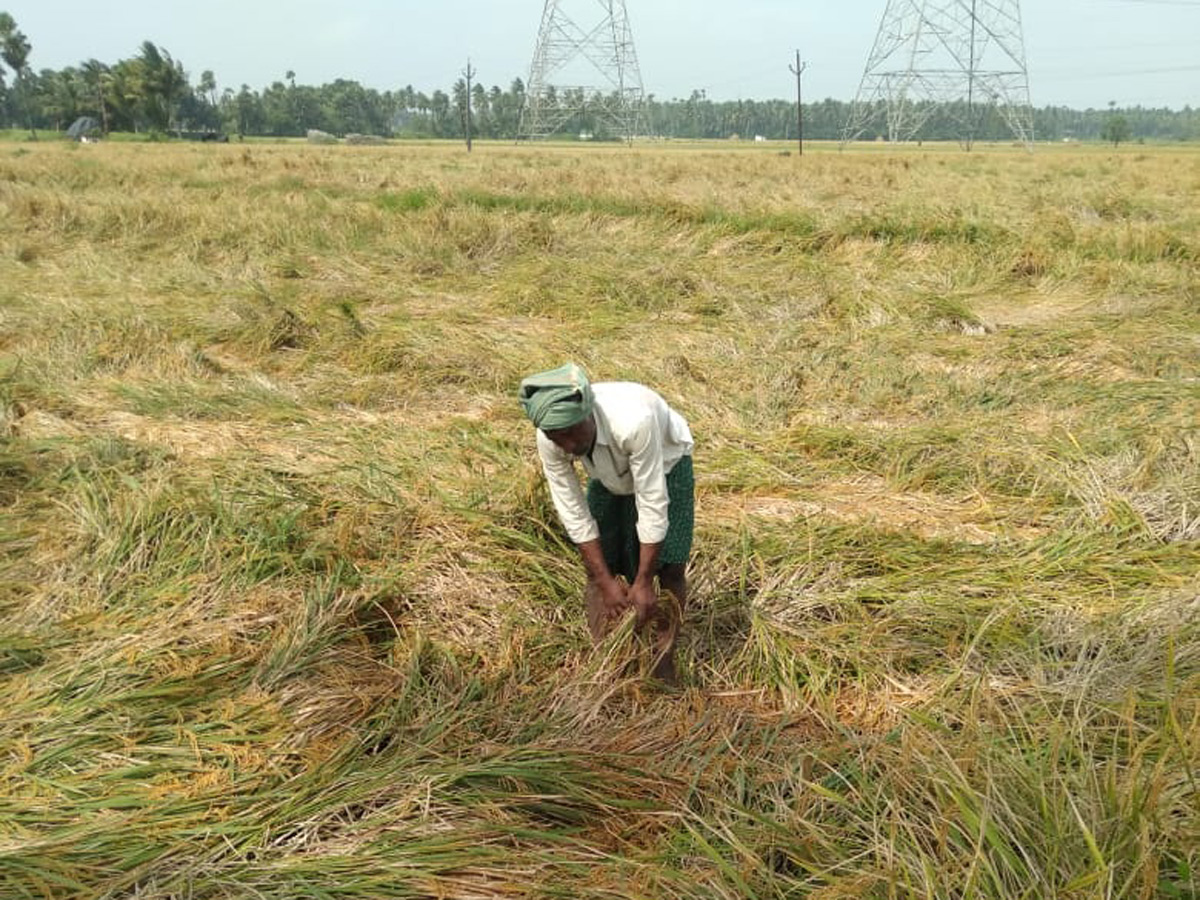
592,404 -> 613,448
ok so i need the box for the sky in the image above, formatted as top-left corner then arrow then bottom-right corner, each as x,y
4,0 -> 1199,110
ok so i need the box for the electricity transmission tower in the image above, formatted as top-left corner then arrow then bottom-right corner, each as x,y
519,0 -> 645,142
841,0 -> 1034,150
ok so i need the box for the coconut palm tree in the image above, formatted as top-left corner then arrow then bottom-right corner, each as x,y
80,59 -> 110,133
137,41 -> 187,133
0,12 -> 34,136
38,66 -> 85,130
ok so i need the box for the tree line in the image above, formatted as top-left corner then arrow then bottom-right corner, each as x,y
1,13 -> 1197,143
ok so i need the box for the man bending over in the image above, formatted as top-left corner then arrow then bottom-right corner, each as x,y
518,363 -> 694,680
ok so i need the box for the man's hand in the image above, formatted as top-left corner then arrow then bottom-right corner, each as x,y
627,577 -> 658,626
585,574 -> 629,643
596,574 -> 630,617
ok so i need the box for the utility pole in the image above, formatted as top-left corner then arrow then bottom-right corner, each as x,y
463,58 -> 475,152
789,50 -> 807,155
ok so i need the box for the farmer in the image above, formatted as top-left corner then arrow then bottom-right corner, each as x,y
518,363 -> 694,680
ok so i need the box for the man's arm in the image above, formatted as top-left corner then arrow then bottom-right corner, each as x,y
536,432 -> 628,612
624,416 -> 670,623
577,539 -> 629,613
537,431 -> 599,543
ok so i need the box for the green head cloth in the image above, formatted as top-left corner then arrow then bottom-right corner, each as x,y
518,363 -> 594,431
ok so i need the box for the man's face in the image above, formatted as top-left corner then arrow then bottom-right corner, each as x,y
543,416 -> 596,457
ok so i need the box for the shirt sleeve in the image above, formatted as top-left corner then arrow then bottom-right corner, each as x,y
536,431 -> 600,545
625,413 -> 670,545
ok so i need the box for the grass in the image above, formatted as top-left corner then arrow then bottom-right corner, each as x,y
1,139 -> 1197,898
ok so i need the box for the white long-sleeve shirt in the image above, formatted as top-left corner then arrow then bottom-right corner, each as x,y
536,382 -> 693,546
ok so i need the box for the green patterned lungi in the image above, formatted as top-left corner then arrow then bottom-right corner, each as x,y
586,455 -> 694,582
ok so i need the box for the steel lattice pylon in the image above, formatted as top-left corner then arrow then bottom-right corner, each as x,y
842,0 -> 1034,150
519,0 -> 645,141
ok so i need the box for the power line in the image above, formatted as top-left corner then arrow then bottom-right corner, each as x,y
671,62 -> 784,97
1106,0 -> 1200,6
1039,64 -> 1200,79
